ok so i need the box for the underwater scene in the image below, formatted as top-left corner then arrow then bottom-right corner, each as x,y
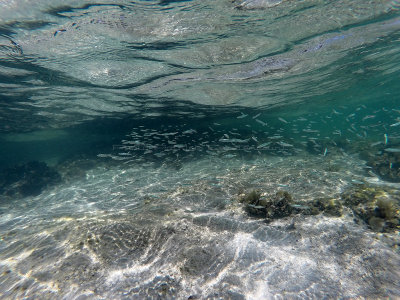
1,0 -> 400,299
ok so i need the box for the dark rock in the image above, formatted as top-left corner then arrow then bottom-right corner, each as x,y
0,161 -> 61,199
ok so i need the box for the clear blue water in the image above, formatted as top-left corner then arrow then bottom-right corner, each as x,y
0,1 -> 400,299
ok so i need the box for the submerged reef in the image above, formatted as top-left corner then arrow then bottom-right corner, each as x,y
0,161 -> 61,199
342,186 -> 400,232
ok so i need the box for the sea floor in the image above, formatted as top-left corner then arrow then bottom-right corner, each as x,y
0,152 -> 399,299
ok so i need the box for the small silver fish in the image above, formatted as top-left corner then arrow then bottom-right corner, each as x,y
229,131 -> 241,136
333,130 -> 342,136
278,117 -> 288,123
362,115 -> 375,121
174,144 -> 186,148
370,141 -> 382,147
257,142 -> 271,148
183,129 -> 197,134
219,138 -> 249,143
384,148 -> 400,153
351,179 -> 364,184
290,204 -> 310,210
278,141 -> 293,147
255,119 -> 266,126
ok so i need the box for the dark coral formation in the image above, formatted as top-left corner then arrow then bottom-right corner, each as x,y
0,161 -> 61,199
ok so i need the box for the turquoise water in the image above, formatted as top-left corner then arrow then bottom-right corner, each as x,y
1,1 -> 400,299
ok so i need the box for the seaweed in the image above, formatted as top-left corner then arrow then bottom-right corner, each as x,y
240,189 -> 261,205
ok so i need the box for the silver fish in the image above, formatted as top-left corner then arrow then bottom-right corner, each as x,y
219,138 -> 249,143
278,117 -> 288,123
384,148 -> 400,153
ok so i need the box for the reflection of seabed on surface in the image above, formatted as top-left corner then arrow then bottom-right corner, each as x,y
0,153 -> 399,299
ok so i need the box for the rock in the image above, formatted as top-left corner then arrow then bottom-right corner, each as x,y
242,190 -> 293,220
0,161 -> 61,199
265,191 -> 293,220
55,157 -> 98,182
240,190 -> 261,205
310,198 -> 343,217
341,186 -> 400,232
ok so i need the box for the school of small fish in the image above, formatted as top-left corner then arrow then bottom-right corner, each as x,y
99,104 -> 400,168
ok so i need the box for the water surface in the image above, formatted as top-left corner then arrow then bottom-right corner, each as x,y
1,0 -> 400,299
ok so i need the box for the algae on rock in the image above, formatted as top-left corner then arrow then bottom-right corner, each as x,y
341,186 -> 400,232
241,190 -> 293,221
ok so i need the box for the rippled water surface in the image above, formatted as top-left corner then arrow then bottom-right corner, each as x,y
1,1 -> 400,299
